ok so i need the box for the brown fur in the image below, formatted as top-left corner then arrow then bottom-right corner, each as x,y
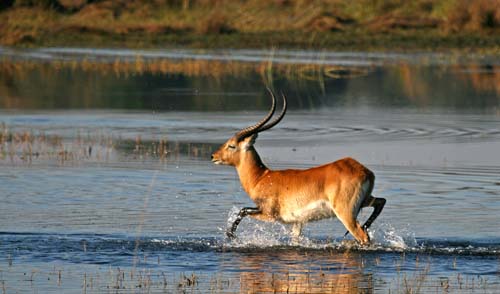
212,133 -> 383,245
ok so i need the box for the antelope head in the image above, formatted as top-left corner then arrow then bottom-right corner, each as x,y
211,89 -> 287,168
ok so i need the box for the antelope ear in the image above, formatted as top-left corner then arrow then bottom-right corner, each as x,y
241,133 -> 258,150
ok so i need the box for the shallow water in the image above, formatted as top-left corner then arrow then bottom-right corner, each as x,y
0,48 -> 500,293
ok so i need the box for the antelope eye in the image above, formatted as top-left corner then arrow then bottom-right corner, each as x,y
227,145 -> 236,149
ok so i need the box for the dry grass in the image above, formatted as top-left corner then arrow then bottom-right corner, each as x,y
1,263 -> 498,293
0,57 -> 372,85
0,121 -> 215,165
445,0 -> 500,32
0,0 -> 499,49
0,123 -> 115,164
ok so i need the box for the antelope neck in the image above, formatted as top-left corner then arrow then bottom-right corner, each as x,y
235,147 -> 268,193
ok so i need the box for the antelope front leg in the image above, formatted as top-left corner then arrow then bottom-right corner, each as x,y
227,207 -> 261,239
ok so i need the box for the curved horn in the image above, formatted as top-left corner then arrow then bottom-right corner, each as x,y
256,92 -> 287,133
235,87 -> 276,141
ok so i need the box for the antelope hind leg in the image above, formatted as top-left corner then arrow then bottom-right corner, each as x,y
290,223 -> 303,244
337,212 -> 370,245
362,197 -> 386,230
343,195 -> 386,239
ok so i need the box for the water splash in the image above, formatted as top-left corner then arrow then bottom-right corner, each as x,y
369,223 -> 417,250
224,206 -> 294,247
223,208 -> 418,251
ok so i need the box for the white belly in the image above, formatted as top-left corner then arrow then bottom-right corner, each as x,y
282,200 -> 335,223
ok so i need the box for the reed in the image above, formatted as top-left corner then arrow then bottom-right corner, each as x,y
0,123 -> 215,165
0,57 -> 371,81
1,264 -> 497,293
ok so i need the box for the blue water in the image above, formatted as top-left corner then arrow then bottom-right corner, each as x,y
0,48 -> 500,293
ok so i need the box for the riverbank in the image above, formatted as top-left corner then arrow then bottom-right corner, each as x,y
1,0 -> 499,53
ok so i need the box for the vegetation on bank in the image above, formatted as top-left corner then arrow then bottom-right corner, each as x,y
1,0 -> 500,51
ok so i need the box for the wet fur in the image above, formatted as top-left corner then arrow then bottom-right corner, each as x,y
212,114 -> 384,245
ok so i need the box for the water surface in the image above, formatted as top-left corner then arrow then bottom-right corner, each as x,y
0,48 -> 499,293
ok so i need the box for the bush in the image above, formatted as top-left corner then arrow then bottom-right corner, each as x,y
197,12 -> 236,34
446,0 -> 500,32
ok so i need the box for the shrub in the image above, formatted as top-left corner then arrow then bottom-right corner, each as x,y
445,0 -> 500,32
197,12 -> 236,34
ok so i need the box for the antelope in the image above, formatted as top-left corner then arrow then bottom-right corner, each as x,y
211,90 -> 386,245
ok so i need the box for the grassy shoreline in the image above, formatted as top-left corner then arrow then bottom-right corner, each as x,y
29,30 -> 500,54
1,1 -> 499,53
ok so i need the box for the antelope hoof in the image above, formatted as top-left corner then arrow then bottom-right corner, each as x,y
361,235 -> 371,246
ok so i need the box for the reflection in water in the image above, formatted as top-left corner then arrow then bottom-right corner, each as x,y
397,63 -> 500,107
233,250 -> 372,293
0,57 -> 371,110
0,52 -> 498,111
456,64 -> 500,95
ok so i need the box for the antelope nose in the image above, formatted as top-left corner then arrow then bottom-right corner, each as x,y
210,154 -> 214,160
